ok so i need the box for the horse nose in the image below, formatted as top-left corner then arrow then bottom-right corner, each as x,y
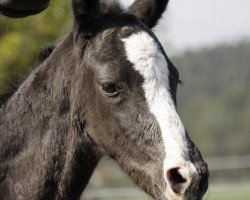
165,163 -> 199,194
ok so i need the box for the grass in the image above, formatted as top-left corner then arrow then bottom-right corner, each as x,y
206,191 -> 250,200
205,182 -> 250,200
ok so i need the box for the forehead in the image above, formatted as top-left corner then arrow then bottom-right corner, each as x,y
122,31 -> 167,71
122,31 -> 170,88
86,24 -> 180,91
92,26 -> 165,57
88,26 -> 171,73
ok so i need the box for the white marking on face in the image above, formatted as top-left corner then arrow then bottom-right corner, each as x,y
122,32 -> 197,182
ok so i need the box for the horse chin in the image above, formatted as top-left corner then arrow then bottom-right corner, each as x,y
153,185 -> 204,200
0,2 -> 49,18
153,185 -> 201,200
153,184 -> 169,200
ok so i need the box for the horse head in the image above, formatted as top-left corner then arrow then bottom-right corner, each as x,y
70,0 -> 209,199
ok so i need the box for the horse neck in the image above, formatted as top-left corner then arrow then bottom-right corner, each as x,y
0,33 -> 101,200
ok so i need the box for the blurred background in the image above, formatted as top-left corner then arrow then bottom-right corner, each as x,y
0,0 -> 249,199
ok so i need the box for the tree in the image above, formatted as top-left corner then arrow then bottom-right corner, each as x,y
0,0 -> 72,93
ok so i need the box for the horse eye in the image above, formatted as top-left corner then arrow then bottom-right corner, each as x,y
101,83 -> 121,97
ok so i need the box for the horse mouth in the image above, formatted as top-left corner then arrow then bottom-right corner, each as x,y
153,184 -> 204,200
0,3 -> 49,18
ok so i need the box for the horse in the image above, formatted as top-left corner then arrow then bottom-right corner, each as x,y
0,0 -> 209,199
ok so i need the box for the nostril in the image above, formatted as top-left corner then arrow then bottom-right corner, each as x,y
167,167 -> 187,185
166,167 -> 191,194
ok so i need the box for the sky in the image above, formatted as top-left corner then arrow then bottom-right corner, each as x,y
121,0 -> 250,54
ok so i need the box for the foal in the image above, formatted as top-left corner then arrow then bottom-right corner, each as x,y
0,0 -> 208,199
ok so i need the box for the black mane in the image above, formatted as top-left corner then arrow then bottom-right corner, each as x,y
99,0 -> 123,16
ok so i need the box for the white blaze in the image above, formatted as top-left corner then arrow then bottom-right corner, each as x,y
122,32 -> 195,180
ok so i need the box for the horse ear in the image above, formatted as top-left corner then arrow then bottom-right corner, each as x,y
72,0 -> 100,47
127,0 -> 169,28
72,0 -> 99,26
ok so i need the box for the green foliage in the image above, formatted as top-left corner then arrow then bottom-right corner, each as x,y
0,0 -> 72,93
173,41 -> 250,157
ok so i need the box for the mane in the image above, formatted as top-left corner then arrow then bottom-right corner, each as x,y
0,45 -> 55,107
99,0 -> 124,16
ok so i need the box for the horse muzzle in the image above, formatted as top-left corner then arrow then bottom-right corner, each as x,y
154,160 -> 208,200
